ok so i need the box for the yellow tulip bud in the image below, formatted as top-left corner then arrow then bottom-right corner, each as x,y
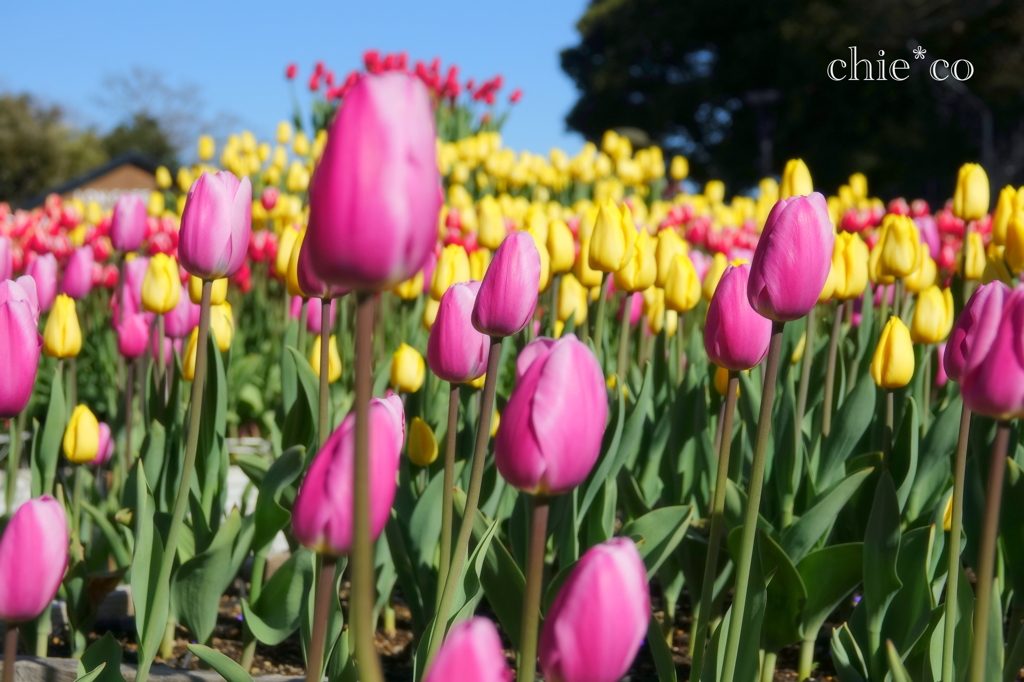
142,253 -> 182,314
614,228 -> 656,293
991,185 -> 1016,245
309,334 -> 342,383
910,286 -> 954,344
713,366 -> 739,397
705,180 -> 725,205
953,163 -> 990,221
407,417 -> 438,467
148,191 -> 165,217
63,404 -> 99,464
871,317 -> 915,389
275,227 -> 299,279
395,270 -> 425,300
176,167 -> 194,193
982,245 -> 1013,285
557,273 -> 589,326
547,219 -> 575,274
209,302 -> 234,351
664,253 -> 701,312
527,227 -> 553,294
276,121 -> 293,145
830,233 -> 869,300
469,249 -> 491,281
155,166 -> 172,190
961,231 -> 987,281
293,131 -> 310,156
943,494 -> 953,532
286,160 -> 310,193
877,214 -> 923,279
182,328 -> 199,381
189,275 -> 228,305
904,253 -> 937,294
431,244 -> 471,300
589,201 -> 637,273
573,207 -> 603,288
43,295 -> 82,358
818,262 -> 837,303
490,409 -> 500,438
286,228 -> 309,298
422,298 -> 440,331
792,331 -> 807,365
197,135 -> 215,161
702,252 -> 729,302
670,156 -> 689,181
1005,210 -> 1024,274
391,343 -> 425,393
477,196 -> 506,250
655,229 -> 687,288
868,241 -> 895,286
780,158 -> 813,199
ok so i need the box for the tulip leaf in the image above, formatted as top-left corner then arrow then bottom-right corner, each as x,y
408,463 -> 457,596
780,466 -> 873,563
577,379 -> 626,522
196,332 -> 229,524
863,472 -> 903,679
252,446 -> 304,554
831,622 -> 869,682
447,516 -> 500,629
139,420 -> 167,509
172,508 -> 242,644
77,632 -> 124,682
887,638 -> 913,682
754,529 -> 807,653
80,500 -> 132,568
1000,459 -> 1024,607
384,514 -> 426,633
885,525 -> 936,655
797,542 -> 863,642
891,397 -> 919,513
646,614 -> 678,682
129,460 -> 167,665
72,663 -> 107,682
282,347 -> 319,454
619,361 -> 655,473
818,376 -> 876,490
186,644 -> 254,682
280,320 -> 299,415
242,547 -> 315,645
906,395 -> 962,524
31,367 -> 66,497
619,504 -> 693,578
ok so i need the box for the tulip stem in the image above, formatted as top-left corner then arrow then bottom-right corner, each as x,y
921,346 -> 932,433
297,299 -> 308,355
5,416 -> 19,514
761,651 -> 778,682
548,274 -> 561,336
318,298 -> 331,451
134,280 -> 212,682
124,362 -> 134,471
795,304 -> 815,424
437,384 -> 460,609
592,274 -> 609,366
616,299 -> 632,389
883,391 -> 894,461
426,337 -> 502,666
518,494 -> 550,682
941,404 -> 972,682
68,356 -> 77,411
305,555 -> 337,682
690,370 -> 739,682
720,321 -> 784,682
893,279 -> 903,320
798,638 -> 816,681
240,550 -> 266,672
156,316 -> 165,400
822,301 -> 844,438
968,420 -> 1010,682
3,625 -> 16,682
351,293 -> 384,682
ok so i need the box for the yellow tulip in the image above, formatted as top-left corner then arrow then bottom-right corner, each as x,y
952,163 -> 990,221
490,408 -> 501,437
791,331 -> 807,365
780,158 -> 813,199
422,298 -> 440,330
395,270 -> 425,300
910,286 -> 954,344
702,252 -> 729,302
713,366 -> 739,397
547,219 -> 575,274
431,244 -> 471,300
871,317 -> 915,389
943,495 -> 954,532
275,227 -> 299,279
293,131 -> 310,156
276,121 -> 293,145
557,273 -> 589,326
982,245 -> 1013,285
654,229 -> 687,288
830,233 -> 869,300
63,404 -> 99,464
309,334 -> 342,383
614,228 -> 656,293
209,302 -> 234,351
849,173 -> 868,200
391,343 -> 425,393
1006,211 -> 1024,274
961,231 -> 987,280
148,191 -> 165,216
189,275 -> 228,305
155,166 -> 172,190
527,228 -> 553,293
407,417 -> 438,467
643,287 -> 675,336
589,201 -> 637,273
818,262 -> 836,303
43,295 -> 82,358
664,253 -> 701,312
991,185 -> 1016,245
286,228 -> 309,298
142,253 -> 182,314
670,156 -> 689,181
573,206 -> 604,288
177,167 -> 194,193
705,180 -> 725,205
477,196 -> 506,250
469,248 -> 490,281
903,253 -> 937,294
868,242 -> 895,286
877,214 -> 922,279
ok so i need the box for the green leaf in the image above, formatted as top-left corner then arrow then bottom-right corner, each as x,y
619,361 -> 655,473
384,514 -> 426,632
887,639 -> 913,682
756,530 -> 808,652
831,622 -> 869,682
906,396 -> 962,523
196,332 -> 229,523
252,446 -> 304,553
891,397 -> 919,513
780,466 -> 874,563
1001,459 -> 1024,606
863,472 -> 902,679
797,543 -> 863,641
619,505 -> 694,578
818,377 -> 876,489
281,321 -> 299,415
129,460 -> 167,664
72,663 -> 107,682
885,525 -> 936,655
243,548 -> 315,646
77,632 -> 124,682
81,501 -> 131,568
186,643 -> 254,682
31,367 -> 66,496
139,421 -> 167,509
647,614 -> 678,682
282,346 -> 319,452
577,369 -> 627,521
172,508 -> 242,644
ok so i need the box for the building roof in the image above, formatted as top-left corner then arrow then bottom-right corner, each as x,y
18,151 -> 161,209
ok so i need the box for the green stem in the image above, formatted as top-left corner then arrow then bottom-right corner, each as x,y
893,278 -> 904,320
437,384 -> 460,610
879,286 -> 890,328
304,555 -> 337,682
297,299 -> 308,356
4,625 -> 17,682
798,638 -> 816,681
883,391 -> 894,461
921,345 -> 932,434
72,466 -> 83,552
616,294 -> 632,388
133,279 -> 212,682
318,298 -> 331,451
351,293 -> 384,682
592,274 -> 609,367
761,650 -> 778,682
68,355 -> 77,410
517,495 -> 550,682
156,315 -> 165,397
942,404 -> 971,682
968,420 -> 1011,682
795,305 -> 816,436
720,321 -> 784,682
548,273 -> 561,337
690,371 -> 739,682
822,301 -> 844,438
426,337 -> 502,665
240,552 -> 267,672
6,416 -> 19,514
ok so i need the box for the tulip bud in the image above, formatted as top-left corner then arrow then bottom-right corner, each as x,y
0,294 -> 42,419
43,294 -> 82,358
589,202 -> 637,273
26,253 -> 58,313
60,246 -> 94,300
943,281 -> 1009,383
547,219 -> 575,274
291,395 -> 405,555
309,334 -> 342,383
275,226 -> 300,279
407,416 -> 438,467
953,163 -> 990,221
871,317 -> 915,389
472,232 -> 541,337
189,275 -> 228,305
495,335 -> 606,495
422,617 -> 512,682
116,313 -> 150,359
654,229 -> 686,288
877,214 -> 923,279
431,244 -> 471,300
394,270 -> 425,300
670,155 -> 689,181
539,538 -> 650,682
422,298 -> 440,331
827,233 -> 869,300
748,194 -> 835,321
903,252 -> 937,294
427,281 -> 490,384
961,231 -> 987,281
91,422 -> 114,467
142,253 -> 183,314
469,248 -> 490,282
0,496 -> 68,623
64,404 -> 100,464
780,158 -> 813,199
182,328 -> 199,381
111,194 -> 147,252
391,343 -> 425,393
1004,213 -> 1024,275
910,286 -> 954,344
557,274 -> 589,326
705,264 -> 773,371
613,228 -> 656,293
163,292 -> 200,339
179,171 -> 253,280
477,196 -> 507,250
961,285 -> 1024,419
701,252 -> 729,302
209,302 -> 234,351
991,185 -> 1016,245
662,253 -> 700,313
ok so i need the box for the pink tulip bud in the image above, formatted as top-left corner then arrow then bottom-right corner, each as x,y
748,193 -> 835,321
111,194 -> 147,252
306,296 -> 338,334
617,291 -> 643,325
427,280 -> 489,383
306,73 -> 441,291
935,343 -> 949,388
163,291 -> 200,339
150,328 -> 173,365
422,617 -> 512,682
25,252 -> 57,312
60,245 -> 94,299
0,496 -> 68,623
116,313 -> 150,359
705,263 -> 772,371
291,395 -> 405,555
179,171 -> 252,280
943,281 -> 1009,384
92,423 -> 114,466
0,237 -> 11,281
290,295 -> 304,320
0,294 -> 42,419
539,538 -> 650,682
960,285 -> 1024,419
261,186 -> 279,211
472,232 -> 541,337
0,277 -> 40,324
495,335 -> 606,495
298,237 -> 348,300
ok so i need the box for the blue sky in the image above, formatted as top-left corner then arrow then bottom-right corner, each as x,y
2,0 -> 588,158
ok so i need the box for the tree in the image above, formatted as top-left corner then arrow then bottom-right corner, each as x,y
561,0 -> 1024,201
103,112 -> 177,167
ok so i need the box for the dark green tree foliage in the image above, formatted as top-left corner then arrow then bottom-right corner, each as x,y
561,0 -> 1024,200
103,113 -> 178,168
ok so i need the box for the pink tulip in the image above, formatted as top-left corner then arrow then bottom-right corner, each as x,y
538,538 -> 650,682
427,280 -> 489,383
935,343 -> 949,388
0,277 -> 39,323
873,284 -> 895,307
116,313 -> 150,359
291,395 -> 405,555
25,252 -> 57,312
0,294 -> 42,419
306,73 -> 441,291
690,250 -> 712,282
110,194 -> 147,252
961,285 -> 1024,419
261,186 -> 279,211
705,263 -> 772,371
472,232 -> 541,337
150,328 -> 173,366
421,249 -> 438,295
306,296 -> 338,335
0,237 -> 11,281
915,215 -> 940,260
748,193 -> 835,321
60,245 -> 94,299
422,617 -> 512,682
163,291 -> 200,339
92,423 -> 114,466
179,171 -> 252,280
943,281 -> 1009,384
494,335 -> 606,495
298,237 -> 348,300
0,495 -> 68,623
616,291 -> 643,324
290,296 -> 304,320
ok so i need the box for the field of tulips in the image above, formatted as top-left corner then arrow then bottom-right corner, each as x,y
2,53 -> 1024,682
